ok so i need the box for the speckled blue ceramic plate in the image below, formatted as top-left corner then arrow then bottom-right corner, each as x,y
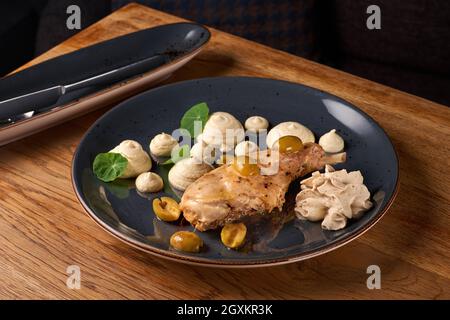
72,77 -> 398,267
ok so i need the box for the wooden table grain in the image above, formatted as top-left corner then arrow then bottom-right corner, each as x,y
1,3 -> 449,299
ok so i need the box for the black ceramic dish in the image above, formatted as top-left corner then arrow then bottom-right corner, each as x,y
0,22 -> 210,145
72,77 -> 399,267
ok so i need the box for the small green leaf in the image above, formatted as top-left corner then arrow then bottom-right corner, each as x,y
180,102 -> 209,138
160,144 -> 190,165
175,144 -> 191,163
161,158 -> 174,165
93,152 -> 128,182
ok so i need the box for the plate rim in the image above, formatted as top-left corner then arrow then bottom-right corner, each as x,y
71,76 -> 400,268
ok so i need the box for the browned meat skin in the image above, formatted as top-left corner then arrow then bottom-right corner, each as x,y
180,143 -> 345,231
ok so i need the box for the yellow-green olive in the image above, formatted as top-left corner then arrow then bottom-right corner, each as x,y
221,223 -> 247,249
170,231 -> 203,253
152,197 -> 181,222
231,156 -> 259,176
274,135 -> 304,153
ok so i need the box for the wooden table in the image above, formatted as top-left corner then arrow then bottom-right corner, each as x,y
1,3 -> 449,299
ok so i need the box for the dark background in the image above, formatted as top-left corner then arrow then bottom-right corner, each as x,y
1,0 -> 449,106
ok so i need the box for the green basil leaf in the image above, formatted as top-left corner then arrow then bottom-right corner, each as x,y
174,144 -> 190,162
180,102 -> 209,138
161,144 -> 190,165
161,158 -> 174,165
93,152 -> 128,182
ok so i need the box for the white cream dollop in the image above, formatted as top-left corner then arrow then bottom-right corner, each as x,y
244,116 -> 269,132
202,112 -> 244,152
295,165 -> 372,230
168,158 -> 213,191
266,121 -> 315,148
150,133 -> 178,157
195,133 -> 203,143
190,141 -> 217,164
234,141 -> 259,157
110,140 -> 151,178
319,129 -> 344,153
135,172 -> 163,193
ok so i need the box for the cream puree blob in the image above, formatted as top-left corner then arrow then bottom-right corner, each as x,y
266,121 -> 315,148
244,116 -> 269,132
168,158 -> 213,191
135,172 -> 163,193
110,140 -> 151,178
295,165 -> 372,230
190,141 -> 217,164
150,133 -> 178,157
319,129 -> 344,153
195,133 -> 203,143
234,141 -> 259,157
201,112 -> 244,152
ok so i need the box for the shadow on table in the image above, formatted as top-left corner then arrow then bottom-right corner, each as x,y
362,141 -> 439,265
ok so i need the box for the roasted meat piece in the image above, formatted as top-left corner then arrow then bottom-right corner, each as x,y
180,143 -> 345,231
